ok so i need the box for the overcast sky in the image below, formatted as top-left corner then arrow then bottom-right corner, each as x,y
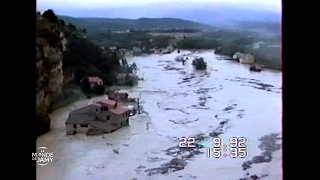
37,0 -> 281,17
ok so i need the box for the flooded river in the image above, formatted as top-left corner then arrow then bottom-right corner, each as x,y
37,50 -> 282,180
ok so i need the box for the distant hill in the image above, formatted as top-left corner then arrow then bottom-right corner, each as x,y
58,15 -> 218,34
54,3 -> 281,29
164,8 -> 281,28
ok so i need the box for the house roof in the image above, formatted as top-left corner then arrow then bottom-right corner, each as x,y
98,99 -> 117,107
87,77 -> 102,83
72,103 -> 101,113
66,113 -> 95,124
88,102 -> 102,107
117,73 -> 138,79
108,93 -> 128,99
109,107 -> 129,115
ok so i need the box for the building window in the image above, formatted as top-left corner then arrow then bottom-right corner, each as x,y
96,108 -> 98,111
107,116 -> 110,120
103,106 -> 108,111
80,124 -> 88,127
73,124 -> 76,128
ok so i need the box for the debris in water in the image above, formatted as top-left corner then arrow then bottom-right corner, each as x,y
195,143 -> 204,148
239,133 -> 281,179
169,118 -> 199,124
113,149 -> 119,154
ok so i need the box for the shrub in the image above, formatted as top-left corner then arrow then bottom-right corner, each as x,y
93,85 -> 105,95
42,9 -> 58,23
192,57 -> 207,70
81,77 -> 91,94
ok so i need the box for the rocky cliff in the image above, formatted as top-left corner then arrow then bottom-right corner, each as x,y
36,11 -> 68,137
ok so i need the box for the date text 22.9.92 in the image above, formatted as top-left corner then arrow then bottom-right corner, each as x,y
210,137 -> 248,158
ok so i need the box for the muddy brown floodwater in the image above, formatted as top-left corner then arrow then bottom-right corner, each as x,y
37,50 -> 282,180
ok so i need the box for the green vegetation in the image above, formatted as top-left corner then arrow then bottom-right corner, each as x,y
214,36 -> 281,70
176,38 -> 221,49
58,15 -> 217,33
58,14 -> 280,71
118,59 -> 139,86
235,21 -> 281,35
49,85 -> 85,112
90,31 -> 152,48
80,77 -> 92,94
89,31 -> 173,50
43,10 -> 142,110
192,57 -> 207,70
121,59 -> 138,73
42,9 -> 59,23
93,85 -> 105,95
62,25 -> 123,86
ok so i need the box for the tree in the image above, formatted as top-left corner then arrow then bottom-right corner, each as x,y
93,85 -> 105,95
59,20 -> 65,25
152,36 -> 170,48
42,9 -> 58,23
87,66 -> 102,77
121,58 -> 128,67
124,74 -> 134,86
192,57 -> 207,70
130,63 -> 138,73
81,77 -> 91,94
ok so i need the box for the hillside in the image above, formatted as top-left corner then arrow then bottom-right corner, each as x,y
58,15 -> 218,33
53,2 -> 281,29
233,21 -> 281,35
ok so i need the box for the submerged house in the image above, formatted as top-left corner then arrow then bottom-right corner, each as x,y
108,92 -> 137,116
65,99 -> 130,135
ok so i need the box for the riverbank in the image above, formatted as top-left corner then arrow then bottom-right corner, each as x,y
214,47 -> 281,71
129,48 -> 280,71
49,85 -> 85,112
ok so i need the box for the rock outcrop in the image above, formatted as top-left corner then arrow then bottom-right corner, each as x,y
36,11 -> 68,137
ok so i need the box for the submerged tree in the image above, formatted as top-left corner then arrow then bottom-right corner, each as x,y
130,62 -> 138,73
192,57 -> 207,70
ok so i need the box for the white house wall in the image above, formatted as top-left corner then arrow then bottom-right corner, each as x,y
66,124 -> 75,135
66,124 -> 89,134
75,124 -> 89,133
